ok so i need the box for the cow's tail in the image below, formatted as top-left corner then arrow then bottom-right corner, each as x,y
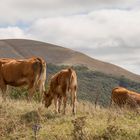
33,57 -> 46,94
68,67 -> 73,92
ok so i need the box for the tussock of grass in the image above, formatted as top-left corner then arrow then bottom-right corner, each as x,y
1,97 -> 140,140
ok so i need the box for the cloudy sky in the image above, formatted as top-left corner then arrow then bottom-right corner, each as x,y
0,0 -> 140,75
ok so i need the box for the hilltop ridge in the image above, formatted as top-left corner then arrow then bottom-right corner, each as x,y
0,39 -> 139,82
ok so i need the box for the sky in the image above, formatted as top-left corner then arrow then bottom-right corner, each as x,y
0,0 -> 140,75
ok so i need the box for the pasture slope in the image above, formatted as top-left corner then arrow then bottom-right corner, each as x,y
0,39 -> 140,82
8,64 -> 140,106
1,96 -> 140,140
0,39 -> 140,139
1,38 -> 140,105
46,64 -> 140,106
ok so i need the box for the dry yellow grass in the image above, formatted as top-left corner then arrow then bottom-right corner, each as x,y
1,97 -> 140,140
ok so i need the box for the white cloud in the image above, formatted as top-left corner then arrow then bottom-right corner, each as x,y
0,0 -> 139,24
0,1 -> 139,75
26,9 -> 140,74
28,9 -> 140,47
0,27 -> 28,39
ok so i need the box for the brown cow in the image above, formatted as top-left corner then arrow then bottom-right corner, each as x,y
110,87 -> 140,108
44,68 -> 77,114
0,57 -> 46,101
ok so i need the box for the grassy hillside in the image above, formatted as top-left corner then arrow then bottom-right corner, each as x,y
1,97 -> 140,140
47,64 -> 140,106
9,64 -> 140,106
0,39 -> 140,82
1,64 -> 140,139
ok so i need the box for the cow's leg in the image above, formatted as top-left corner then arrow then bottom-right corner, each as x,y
28,87 -> 35,102
58,97 -> 62,113
1,85 -> 7,101
54,95 -> 59,113
0,80 -> 7,101
63,95 -> 67,115
71,88 -> 77,115
28,79 -> 37,102
70,90 -> 73,107
2,85 -> 7,101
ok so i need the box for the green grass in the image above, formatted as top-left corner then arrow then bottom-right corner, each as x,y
1,97 -> 140,140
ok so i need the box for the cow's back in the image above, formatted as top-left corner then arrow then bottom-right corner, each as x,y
127,90 -> 140,105
112,87 -> 129,106
49,68 -> 77,95
111,87 -> 140,107
49,70 -> 68,94
0,58 -> 42,86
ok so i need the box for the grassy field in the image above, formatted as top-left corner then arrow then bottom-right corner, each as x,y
1,97 -> 140,140
1,64 -> 140,140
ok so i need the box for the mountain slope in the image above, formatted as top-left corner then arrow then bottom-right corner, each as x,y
0,39 -> 140,82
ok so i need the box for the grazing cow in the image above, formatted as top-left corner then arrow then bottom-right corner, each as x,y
110,87 -> 140,108
44,68 -> 77,114
0,57 -> 46,101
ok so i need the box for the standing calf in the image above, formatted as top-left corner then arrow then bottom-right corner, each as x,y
44,68 -> 77,114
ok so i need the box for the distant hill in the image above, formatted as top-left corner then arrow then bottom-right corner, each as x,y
1,39 -> 140,106
0,39 -> 140,82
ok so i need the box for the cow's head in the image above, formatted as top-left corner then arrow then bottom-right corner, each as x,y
43,91 -> 53,108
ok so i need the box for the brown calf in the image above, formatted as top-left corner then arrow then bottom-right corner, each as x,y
44,68 -> 77,114
111,87 -> 140,108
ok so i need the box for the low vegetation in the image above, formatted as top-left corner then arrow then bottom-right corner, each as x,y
1,64 -> 140,139
1,97 -> 140,140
